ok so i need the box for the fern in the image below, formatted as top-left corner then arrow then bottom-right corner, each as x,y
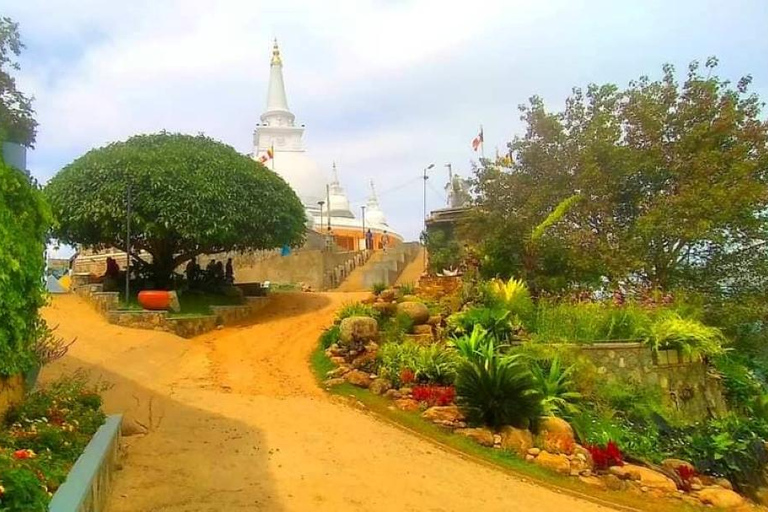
645,313 -> 727,359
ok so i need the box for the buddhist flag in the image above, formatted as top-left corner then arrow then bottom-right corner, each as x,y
471,127 -> 484,152
259,147 -> 274,163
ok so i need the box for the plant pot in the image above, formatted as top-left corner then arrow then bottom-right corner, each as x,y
138,290 -> 172,310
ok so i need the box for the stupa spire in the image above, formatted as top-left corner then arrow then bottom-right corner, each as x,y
331,161 -> 340,185
263,39 -> 292,120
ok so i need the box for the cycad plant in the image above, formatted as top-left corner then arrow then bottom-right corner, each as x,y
454,330 -> 543,429
528,356 -> 582,417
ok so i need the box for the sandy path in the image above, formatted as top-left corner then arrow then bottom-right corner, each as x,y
41,293 -> 615,512
395,247 -> 425,286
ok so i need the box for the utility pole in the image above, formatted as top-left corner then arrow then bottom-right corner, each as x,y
361,205 -> 366,251
422,163 -> 435,269
125,181 -> 131,303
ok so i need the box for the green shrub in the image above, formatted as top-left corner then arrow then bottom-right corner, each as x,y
0,157 -> 52,376
319,325 -> 341,349
454,335 -> 542,429
335,302 -> 380,322
644,313 -> 726,359
398,282 -> 415,296
528,356 -> 581,417
714,355 -> 765,413
377,341 -> 458,387
447,306 -> 519,341
380,313 -> 414,344
371,282 -> 387,295
532,301 -> 653,343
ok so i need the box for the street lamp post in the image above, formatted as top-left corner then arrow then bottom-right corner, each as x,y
361,205 -> 367,251
422,163 -> 435,270
318,201 -> 325,232
125,181 -> 131,303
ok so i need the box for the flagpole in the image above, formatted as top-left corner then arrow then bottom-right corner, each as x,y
480,124 -> 485,159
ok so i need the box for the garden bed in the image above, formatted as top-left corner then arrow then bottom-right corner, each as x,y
313,279 -> 767,511
0,374 -> 112,511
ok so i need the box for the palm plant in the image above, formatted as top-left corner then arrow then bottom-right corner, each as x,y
415,344 -> 459,385
528,356 -> 582,416
454,331 -> 543,429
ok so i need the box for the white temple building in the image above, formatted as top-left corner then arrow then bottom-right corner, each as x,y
252,40 -> 402,251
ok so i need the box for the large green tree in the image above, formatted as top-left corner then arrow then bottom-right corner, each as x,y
470,58 -> 768,292
0,17 -> 36,147
45,133 -> 306,287
0,150 -> 50,376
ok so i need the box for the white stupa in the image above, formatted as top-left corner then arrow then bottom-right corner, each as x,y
252,40 -> 402,250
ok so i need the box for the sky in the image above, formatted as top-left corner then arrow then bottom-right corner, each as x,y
6,0 -> 768,252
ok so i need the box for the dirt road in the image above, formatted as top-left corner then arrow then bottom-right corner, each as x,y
42,292 -> 614,512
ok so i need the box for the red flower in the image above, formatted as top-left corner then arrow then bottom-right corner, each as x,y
399,368 -> 415,385
13,449 -> 36,460
412,385 -> 456,406
586,441 -> 623,470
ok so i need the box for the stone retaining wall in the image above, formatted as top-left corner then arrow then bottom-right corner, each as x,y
75,283 -> 271,338
574,342 -> 727,420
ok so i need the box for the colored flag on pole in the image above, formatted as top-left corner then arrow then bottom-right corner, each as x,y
259,146 -> 274,163
471,127 -> 484,152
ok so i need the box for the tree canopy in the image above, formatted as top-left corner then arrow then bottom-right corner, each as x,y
0,151 -> 50,376
0,17 -> 36,147
45,132 -> 307,287
467,58 -> 768,294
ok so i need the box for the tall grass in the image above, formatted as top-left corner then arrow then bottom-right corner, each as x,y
532,301 -> 652,343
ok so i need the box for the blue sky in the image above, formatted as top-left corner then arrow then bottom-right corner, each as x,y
6,0 -> 768,249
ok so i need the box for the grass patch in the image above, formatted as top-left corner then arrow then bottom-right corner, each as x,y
309,344 -> 699,512
118,291 -> 242,318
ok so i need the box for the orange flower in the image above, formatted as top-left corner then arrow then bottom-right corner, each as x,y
13,448 -> 36,459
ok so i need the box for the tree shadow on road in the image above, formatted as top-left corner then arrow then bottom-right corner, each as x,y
41,356 -> 285,512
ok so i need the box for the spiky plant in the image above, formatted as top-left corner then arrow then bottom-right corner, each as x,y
529,356 -> 582,417
489,277 -> 534,323
454,333 -> 543,429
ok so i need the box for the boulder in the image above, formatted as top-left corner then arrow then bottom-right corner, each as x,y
427,315 -> 443,326
579,476 -> 607,489
421,405 -> 465,424
326,366 -> 351,378
662,458 -> 695,474
714,478 -> 734,491
533,451 -> 571,475
364,341 -> 379,352
609,464 -> 677,493
603,474 -> 627,491
404,334 -> 433,345
455,427 -> 495,447
527,447 -> 541,456
351,352 -> 378,372
399,387 -> 413,396
339,316 -> 378,347
411,324 -> 433,336
330,356 -> 347,365
369,378 -> 392,396
396,302 -> 430,325
372,302 -> 396,316
383,389 -> 401,400
344,369 -> 372,388
379,289 -> 396,302
362,293 -> 377,304
323,378 -> 346,387
695,487 -> 746,509
394,399 -> 420,412
535,417 -> 576,455
499,426 -> 534,457
572,444 -> 594,471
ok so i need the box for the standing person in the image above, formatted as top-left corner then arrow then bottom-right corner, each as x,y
365,229 -> 373,250
185,257 -> 197,283
225,258 -> 234,284
381,230 -> 390,252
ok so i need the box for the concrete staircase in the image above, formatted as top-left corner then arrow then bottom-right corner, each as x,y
335,242 -> 421,292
